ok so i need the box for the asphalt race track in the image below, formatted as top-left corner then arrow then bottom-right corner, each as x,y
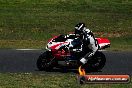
0,49 -> 132,75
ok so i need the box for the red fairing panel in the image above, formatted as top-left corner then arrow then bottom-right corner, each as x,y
50,42 -> 68,50
48,36 -> 58,42
96,38 -> 110,49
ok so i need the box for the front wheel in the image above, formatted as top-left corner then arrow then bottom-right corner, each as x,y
36,51 -> 54,71
85,51 -> 106,71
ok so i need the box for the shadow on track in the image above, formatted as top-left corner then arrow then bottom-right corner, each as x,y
35,68 -> 102,74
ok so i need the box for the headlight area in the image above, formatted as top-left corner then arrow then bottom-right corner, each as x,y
45,45 -> 51,51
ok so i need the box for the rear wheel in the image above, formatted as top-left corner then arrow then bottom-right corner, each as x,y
85,51 -> 106,71
37,51 -> 55,71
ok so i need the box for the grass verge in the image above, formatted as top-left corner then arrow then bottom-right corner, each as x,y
0,73 -> 131,88
0,0 -> 132,50
0,36 -> 132,51
107,35 -> 132,51
0,40 -> 47,49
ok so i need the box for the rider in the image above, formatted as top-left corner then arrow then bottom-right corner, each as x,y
74,23 -> 99,65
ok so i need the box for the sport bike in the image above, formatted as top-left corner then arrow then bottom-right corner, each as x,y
37,34 -> 110,71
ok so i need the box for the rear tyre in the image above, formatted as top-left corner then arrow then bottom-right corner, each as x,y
37,51 -> 54,71
85,51 -> 106,71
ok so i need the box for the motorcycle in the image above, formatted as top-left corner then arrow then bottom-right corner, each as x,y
37,33 -> 110,71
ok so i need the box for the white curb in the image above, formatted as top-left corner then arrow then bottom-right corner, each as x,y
15,49 -> 107,51
16,49 -> 42,51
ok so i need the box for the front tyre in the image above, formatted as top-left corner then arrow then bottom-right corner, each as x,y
37,51 -> 54,71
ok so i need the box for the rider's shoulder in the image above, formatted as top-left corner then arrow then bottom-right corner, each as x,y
84,28 -> 92,33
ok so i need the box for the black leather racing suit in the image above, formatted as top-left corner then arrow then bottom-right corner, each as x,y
81,28 -> 99,62
69,28 -> 99,64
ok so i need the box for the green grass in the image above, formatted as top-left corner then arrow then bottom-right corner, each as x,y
0,40 -> 46,49
0,0 -> 132,39
107,35 -> 132,51
0,73 -> 131,88
0,0 -> 132,49
0,37 -> 132,51
0,1 -> 132,88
